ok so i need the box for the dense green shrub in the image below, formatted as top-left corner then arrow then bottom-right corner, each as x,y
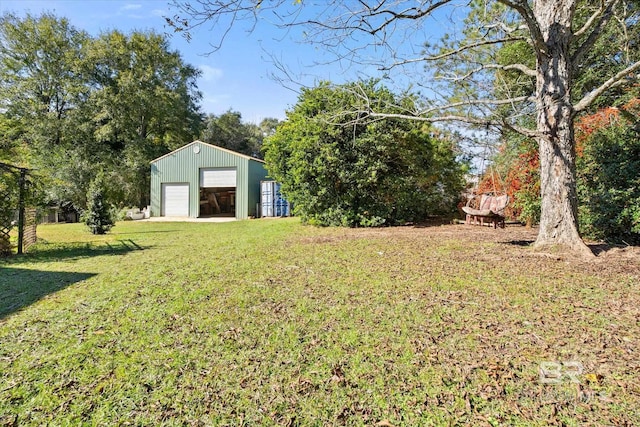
577,120 -> 640,243
263,81 -> 467,227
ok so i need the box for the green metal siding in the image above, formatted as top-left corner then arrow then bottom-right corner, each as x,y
150,141 -> 267,219
248,159 -> 270,216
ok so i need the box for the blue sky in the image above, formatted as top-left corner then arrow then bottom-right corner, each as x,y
0,0 -> 312,123
1,1 -> 456,124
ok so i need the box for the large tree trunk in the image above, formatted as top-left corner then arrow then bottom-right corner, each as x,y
533,0 -> 593,257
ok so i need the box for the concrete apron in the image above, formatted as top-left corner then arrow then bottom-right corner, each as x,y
142,216 -> 236,223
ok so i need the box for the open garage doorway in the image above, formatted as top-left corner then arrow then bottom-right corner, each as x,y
199,187 -> 236,217
199,167 -> 237,218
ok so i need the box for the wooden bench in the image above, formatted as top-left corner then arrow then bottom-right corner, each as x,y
462,194 -> 509,228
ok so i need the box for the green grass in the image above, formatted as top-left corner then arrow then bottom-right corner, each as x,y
1,219 -> 639,426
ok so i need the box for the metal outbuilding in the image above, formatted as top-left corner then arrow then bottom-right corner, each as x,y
150,141 -> 268,219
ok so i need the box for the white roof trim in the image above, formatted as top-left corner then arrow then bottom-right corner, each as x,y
150,140 -> 266,164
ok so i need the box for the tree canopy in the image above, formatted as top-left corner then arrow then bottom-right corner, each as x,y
264,81 -> 467,227
0,12 -> 203,212
201,110 -> 280,159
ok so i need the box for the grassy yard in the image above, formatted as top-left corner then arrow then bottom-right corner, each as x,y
1,218 -> 639,426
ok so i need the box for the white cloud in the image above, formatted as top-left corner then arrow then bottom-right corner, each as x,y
199,65 -> 224,82
121,4 -> 142,11
151,9 -> 166,17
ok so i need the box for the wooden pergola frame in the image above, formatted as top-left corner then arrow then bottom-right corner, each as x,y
0,161 -> 30,254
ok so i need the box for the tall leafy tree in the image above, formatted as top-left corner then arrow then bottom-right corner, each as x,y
0,12 -> 89,149
0,13 -> 204,210
86,30 -> 203,207
87,30 -> 202,152
201,110 -> 279,158
0,12 -> 94,210
0,114 -> 24,163
264,81 -> 466,227
256,117 -> 281,138
202,110 -> 251,154
170,0 -> 640,256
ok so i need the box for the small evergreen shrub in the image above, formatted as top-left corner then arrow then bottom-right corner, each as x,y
84,174 -> 115,235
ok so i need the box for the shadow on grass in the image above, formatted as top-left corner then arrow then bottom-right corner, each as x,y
0,267 -> 97,319
589,242 -> 639,255
503,240 -> 637,255
112,229 -> 180,236
411,217 -> 456,228
505,240 -> 535,247
7,239 -> 149,264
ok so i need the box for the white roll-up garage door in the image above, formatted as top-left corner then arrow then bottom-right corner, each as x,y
200,168 -> 237,188
161,183 -> 189,216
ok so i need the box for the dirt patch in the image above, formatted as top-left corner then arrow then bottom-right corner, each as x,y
302,223 -> 640,277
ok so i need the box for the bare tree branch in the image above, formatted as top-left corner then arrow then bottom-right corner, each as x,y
483,21 -> 528,35
497,0 -> 546,54
574,0 -> 619,37
573,59 -> 640,112
355,0 -> 453,36
439,62 -> 537,82
499,120 -> 541,139
571,0 -> 620,68
362,110 -> 542,138
167,0 -> 268,52
421,36 -> 527,62
429,95 -> 535,111
334,81 -> 539,139
352,82 -> 533,111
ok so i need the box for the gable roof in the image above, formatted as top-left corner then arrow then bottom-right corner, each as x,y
150,140 -> 265,164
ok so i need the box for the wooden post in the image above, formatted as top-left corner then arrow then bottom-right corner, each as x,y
17,168 -> 26,255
